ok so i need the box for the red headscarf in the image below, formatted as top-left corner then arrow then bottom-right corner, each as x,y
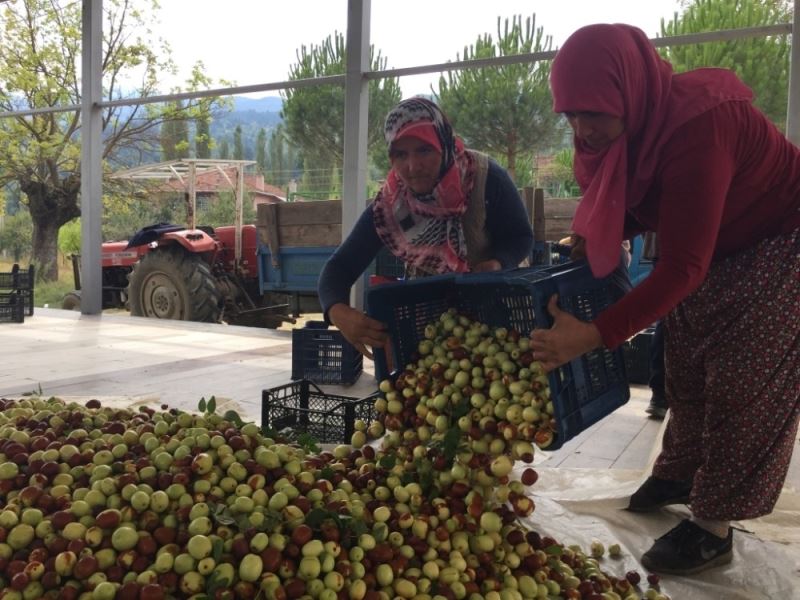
550,24 -> 753,276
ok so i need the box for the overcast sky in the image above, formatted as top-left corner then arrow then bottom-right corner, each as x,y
152,0 -> 683,98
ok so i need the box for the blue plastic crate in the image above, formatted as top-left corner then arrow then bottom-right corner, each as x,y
291,321 -> 363,385
366,262 -> 629,450
261,379 -> 378,444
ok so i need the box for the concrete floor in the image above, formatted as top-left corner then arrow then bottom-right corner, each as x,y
0,307 -> 797,492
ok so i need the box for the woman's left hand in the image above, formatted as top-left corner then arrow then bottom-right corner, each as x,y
530,295 -> 604,371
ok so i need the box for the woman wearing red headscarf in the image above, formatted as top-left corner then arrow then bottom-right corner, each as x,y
318,97 -> 534,358
531,23 -> 800,575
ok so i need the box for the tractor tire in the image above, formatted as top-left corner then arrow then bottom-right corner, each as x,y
127,248 -> 222,322
62,291 -> 81,311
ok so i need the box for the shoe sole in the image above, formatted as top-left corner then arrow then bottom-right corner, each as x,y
626,495 -> 691,512
641,549 -> 733,575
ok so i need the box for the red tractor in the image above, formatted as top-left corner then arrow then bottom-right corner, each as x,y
63,159 -> 333,328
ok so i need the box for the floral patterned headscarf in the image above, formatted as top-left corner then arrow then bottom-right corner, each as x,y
372,97 -> 476,275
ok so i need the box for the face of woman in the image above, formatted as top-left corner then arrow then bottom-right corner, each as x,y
389,136 -> 443,195
564,111 -> 625,150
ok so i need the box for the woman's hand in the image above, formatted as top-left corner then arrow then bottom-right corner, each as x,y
569,235 -> 587,260
530,295 -> 604,371
328,303 -> 390,360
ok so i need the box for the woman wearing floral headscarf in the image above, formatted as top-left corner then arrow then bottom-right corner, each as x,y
531,23 -> 800,575
318,97 -> 533,358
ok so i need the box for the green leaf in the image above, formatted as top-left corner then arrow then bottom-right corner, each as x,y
320,467 -> 335,481
296,432 -> 321,454
378,454 -> 397,469
206,396 -> 216,414
223,410 -> 245,427
212,537 -> 224,563
544,544 -> 563,556
198,398 -> 207,412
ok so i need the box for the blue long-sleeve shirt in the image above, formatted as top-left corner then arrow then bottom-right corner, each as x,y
318,159 -> 534,316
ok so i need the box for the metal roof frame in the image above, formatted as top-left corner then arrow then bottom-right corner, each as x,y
3,0 -> 800,313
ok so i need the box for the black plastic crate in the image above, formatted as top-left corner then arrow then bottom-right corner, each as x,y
0,264 -> 34,316
623,327 -> 656,385
261,379 -> 378,444
291,321 -> 363,385
0,292 -> 25,323
531,241 -> 572,267
366,262 -> 630,450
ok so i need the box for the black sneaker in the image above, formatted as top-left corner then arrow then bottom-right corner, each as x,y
627,476 -> 692,512
641,519 -> 733,575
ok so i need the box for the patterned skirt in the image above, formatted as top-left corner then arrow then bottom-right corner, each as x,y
653,228 -> 800,521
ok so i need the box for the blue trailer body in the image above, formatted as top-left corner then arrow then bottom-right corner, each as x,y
257,245 -> 337,294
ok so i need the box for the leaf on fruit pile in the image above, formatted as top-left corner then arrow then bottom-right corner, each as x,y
320,467 -> 335,481
206,396 -> 217,414
296,432 -> 321,454
378,454 -> 397,469
211,537 -> 224,563
545,544 -> 564,556
198,397 -> 207,412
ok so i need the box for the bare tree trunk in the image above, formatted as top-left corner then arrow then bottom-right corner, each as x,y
31,219 -> 61,281
21,176 -> 81,282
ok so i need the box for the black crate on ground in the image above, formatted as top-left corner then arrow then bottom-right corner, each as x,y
261,379 -> 378,444
623,327 -> 656,385
366,262 -> 630,450
0,264 -> 34,316
0,292 -> 25,323
291,321 -> 363,385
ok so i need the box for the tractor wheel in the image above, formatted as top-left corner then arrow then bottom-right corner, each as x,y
62,291 -> 81,311
127,248 -> 222,322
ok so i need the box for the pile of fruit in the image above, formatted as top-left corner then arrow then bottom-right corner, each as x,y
0,310 -> 670,600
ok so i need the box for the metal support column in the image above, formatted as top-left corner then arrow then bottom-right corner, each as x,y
79,0 -> 103,314
342,0 -> 371,311
787,0 -> 800,144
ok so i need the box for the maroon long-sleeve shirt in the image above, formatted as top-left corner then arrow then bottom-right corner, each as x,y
594,100 -> 800,349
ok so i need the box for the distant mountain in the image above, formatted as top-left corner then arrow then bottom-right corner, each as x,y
231,96 -> 283,113
209,95 -> 284,161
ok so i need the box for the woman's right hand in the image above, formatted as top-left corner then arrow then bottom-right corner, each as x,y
569,234 -> 587,260
328,303 -> 390,360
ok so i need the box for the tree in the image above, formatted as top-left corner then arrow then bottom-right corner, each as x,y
256,128 -> 267,174
660,0 -> 792,128
0,211 -> 33,263
218,139 -> 231,160
160,100 -> 190,160
195,116 -> 212,159
281,32 -> 402,192
196,190 -> 256,227
265,125 -> 300,187
58,219 -> 82,260
0,0 -> 222,281
436,15 -> 561,183
233,125 -> 245,160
